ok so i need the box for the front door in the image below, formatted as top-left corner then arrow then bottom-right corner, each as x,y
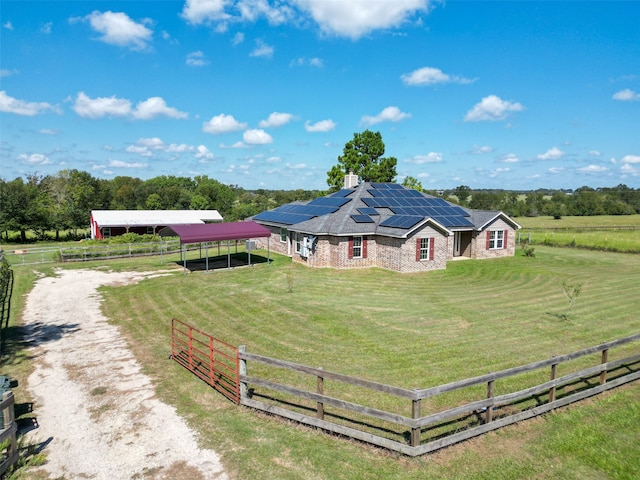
454,231 -> 462,256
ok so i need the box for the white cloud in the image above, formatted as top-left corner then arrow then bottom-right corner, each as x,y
80,11 -> 153,51
243,129 -> 273,144
578,165 -> 608,174
203,113 -> 247,134
3,21 -> 14,30
0,91 -> 60,116
295,0 -> 429,39
72,92 -> 131,118
186,50 -> 209,66
72,93 -> 186,120
181,0 -> 231,25
360,106 -> 411,126
0,69 -> 18,77
405,152 -> 442,164
537,146 -> 564,160
237,0 -> 295,24
127,137 -> 196,157
38,128 -> 61,135
622,155 -> 640,164
464,95 -> 524,122
500,153 -> 519,163
401,66 -> 475,86
250,39 -> 274,58
471,145 -> 493,155
232,32 -> 245,45
195,145 -> 214,160
259,112 -> 294,128
589,150 -> 601,156
109,159 -> 147,168
304,119 -> 336,132
290,56 -> 324,68
549,167 -> 564,174
18,153 -> 51,165
132,97 -> 188,120
489,167 -> 510,178
612,88 -> 640,101
40,22 -> 53,34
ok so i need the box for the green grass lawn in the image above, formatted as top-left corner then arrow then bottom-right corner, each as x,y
3,242 -> 639,479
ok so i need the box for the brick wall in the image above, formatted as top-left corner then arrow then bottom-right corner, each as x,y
256,221 -> 517,272
471,219 -> 517,259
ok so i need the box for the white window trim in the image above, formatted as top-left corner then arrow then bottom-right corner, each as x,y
352,236 -> 363,259
489,230 -> 504,250
419,237 -> 430,261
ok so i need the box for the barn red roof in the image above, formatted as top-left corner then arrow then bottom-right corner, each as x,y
159,221 -> 271,244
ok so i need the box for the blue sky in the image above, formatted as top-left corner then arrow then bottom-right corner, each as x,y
1,1 -> 639,191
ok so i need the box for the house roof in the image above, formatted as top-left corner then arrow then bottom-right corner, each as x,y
158,221 -> 271,244
91,210 -> 222,227
253,182 -> 515,238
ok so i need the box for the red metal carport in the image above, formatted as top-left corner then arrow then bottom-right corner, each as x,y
159,221 -> 271,273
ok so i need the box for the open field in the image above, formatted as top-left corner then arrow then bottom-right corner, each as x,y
516,215 -> 640,253
3,240 -> 640,479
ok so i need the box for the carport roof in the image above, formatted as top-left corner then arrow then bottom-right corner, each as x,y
159,221 -> 271,244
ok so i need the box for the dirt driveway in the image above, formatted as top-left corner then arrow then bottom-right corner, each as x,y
22,269 -> 227,479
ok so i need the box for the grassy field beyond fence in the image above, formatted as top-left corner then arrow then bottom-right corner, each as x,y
516,215 -> 640,253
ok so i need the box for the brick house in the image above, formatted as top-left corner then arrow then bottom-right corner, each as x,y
253,179 -> 520,273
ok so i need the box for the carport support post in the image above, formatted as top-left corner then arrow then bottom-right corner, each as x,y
227,241 -> 231,269
205,242 -> 209,273
182,243 -> 187,274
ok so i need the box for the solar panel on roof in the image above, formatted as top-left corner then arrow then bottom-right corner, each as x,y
253,211 -> 315,225
358,207 -> 379,215
308,196 -> 351,207
380,215 -> 423,229
331,189 -> 354,198
351,214 -> 375,223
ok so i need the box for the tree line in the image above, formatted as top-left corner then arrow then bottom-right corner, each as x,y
0,170 -> 321,242
2,168 -> 638,244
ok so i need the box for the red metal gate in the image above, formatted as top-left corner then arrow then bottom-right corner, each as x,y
171,318 -> 240,404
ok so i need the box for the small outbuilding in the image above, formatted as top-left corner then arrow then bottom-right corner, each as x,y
90,210 -> 223,239
159,221 -> 271,272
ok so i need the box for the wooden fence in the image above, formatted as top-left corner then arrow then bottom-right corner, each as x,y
0,391 -> 18,476
171,321 -> 640,456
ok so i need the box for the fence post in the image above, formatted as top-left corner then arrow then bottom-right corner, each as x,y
411,391 -> 421,447
600,348 -> 608,385
549,359 -> 558,403
239,345 -> 247,401
317,367 -> 324,420
2,391 -> 17,465
485,379 -> 494,423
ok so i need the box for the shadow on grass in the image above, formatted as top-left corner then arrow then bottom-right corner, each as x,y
175,252 -> 270,272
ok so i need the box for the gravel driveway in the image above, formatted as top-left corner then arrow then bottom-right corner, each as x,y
22,269 -> 227,479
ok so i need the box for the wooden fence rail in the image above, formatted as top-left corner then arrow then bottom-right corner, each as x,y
170,319 -> 640,456
237,332 -> 640,456
0,391 -> 18,476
